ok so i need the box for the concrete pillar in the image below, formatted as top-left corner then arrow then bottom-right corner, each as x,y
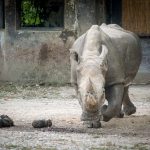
77,0 -> 97,35
5,0 -> 16,36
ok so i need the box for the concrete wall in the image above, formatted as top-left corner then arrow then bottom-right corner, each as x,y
0,0 -> 106,84
135,38 -> 150,83
0,0 -> 78,84
0,0 -> 149,84
76,0 -> 106,35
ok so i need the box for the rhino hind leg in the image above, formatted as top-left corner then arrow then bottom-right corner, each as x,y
122,86 -> 136,116
101,84 -> 124,122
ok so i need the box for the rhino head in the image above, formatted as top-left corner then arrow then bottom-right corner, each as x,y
76,45 -> 108,124
70,25 -> 109,127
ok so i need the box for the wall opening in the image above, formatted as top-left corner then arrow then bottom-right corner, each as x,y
105,0 -> 122,26
0,0 -> 4,29
16,0 -> 64,29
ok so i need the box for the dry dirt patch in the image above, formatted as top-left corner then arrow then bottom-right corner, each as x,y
0,84 -> 150,150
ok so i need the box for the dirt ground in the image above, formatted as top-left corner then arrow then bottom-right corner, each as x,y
0,83 -> 150,150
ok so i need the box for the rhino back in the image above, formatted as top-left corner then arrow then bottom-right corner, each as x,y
100,24 -> 142,86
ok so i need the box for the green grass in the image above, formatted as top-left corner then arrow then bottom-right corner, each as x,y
131,143 -> 149,150
5,144 -> 18,149
3,144 -> 57,150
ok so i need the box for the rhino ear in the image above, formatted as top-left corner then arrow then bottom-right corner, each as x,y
70,50 -> 79,62
99,44 -> 108,65
99,45 -> 108,74
70,51 -> 84,65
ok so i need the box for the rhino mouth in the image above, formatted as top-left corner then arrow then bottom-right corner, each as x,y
81,110 -> 101,121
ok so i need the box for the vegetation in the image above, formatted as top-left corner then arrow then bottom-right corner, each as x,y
21,0 -> 64,27
21,0 -> 43,27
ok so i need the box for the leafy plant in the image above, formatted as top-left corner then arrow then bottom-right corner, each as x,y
21,0 -> 64,27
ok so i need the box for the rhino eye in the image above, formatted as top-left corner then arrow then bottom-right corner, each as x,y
73,52 -> 78,62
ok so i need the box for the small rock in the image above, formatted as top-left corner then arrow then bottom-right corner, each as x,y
32,119 -> 52,128
0,115 -> 14,127
0,118 -> 3,127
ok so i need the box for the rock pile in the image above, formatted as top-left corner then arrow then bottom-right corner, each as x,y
32,119 -> 52,128
0,115 -> 14,127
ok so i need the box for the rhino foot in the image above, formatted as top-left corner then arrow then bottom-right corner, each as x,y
116,110 -> 124,118
83,120 -> 101,128
101,105 -> 111,122
101,104 -> 124,122
123,104 -> 136,116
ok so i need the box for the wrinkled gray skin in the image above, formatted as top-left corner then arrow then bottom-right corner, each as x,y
70,24 -> 142,128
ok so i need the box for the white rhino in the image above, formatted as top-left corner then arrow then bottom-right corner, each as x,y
70,23 -> 142,128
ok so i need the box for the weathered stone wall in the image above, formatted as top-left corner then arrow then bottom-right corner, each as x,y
0,0 -> 77,84
0,0 -> 149,84
0,0 -> 104,84
76,0 -> 105,35
134,38 -> 150,83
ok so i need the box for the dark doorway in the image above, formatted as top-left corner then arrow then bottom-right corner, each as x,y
0,0 -> 4,28
105,0 -> 122,26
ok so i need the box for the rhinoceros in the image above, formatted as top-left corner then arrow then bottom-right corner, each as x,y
70,23 -> 142,128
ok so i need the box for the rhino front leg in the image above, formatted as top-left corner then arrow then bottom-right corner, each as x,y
101,84 -> 124,122
123,86 -> 136,115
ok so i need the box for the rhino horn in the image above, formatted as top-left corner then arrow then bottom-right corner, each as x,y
85,79 -> 98,111
86,94 -> 97,111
